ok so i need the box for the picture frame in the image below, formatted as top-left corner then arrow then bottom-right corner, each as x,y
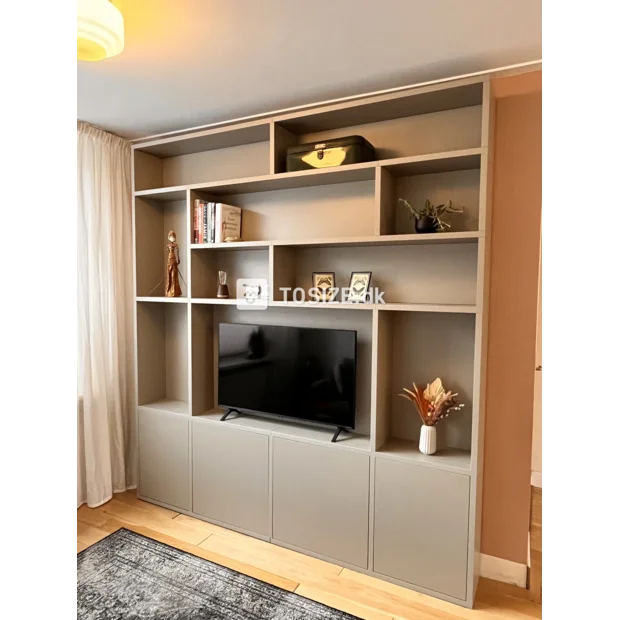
347,271 -> 372,303
311,272 -> 336,302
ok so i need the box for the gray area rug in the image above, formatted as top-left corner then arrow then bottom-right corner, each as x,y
77,528 -> 360,619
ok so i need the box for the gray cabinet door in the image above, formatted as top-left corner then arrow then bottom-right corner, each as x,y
373,458 -> 470,600
272,438 -> 370,568
138,408 -> 190,510
192,422 -> 270,536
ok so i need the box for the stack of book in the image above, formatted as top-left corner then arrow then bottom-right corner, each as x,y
193,200 -> 242,244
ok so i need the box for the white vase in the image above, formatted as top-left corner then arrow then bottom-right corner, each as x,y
419,425 -> 437,455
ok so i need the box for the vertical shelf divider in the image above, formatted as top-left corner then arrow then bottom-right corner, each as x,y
375,167 -> 395,236
270,121 -> 298,175
469,77 -> 495,599
370,308 -> 393,452
185,190 -> 194,417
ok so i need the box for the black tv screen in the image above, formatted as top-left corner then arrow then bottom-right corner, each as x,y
218,323 -> 357,429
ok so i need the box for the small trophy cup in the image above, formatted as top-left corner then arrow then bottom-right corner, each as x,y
217,271 -> 230,299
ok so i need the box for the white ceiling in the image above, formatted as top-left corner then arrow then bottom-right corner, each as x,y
77,0 -> 541,140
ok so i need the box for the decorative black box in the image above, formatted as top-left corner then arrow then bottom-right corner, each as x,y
286,135 -> 375,172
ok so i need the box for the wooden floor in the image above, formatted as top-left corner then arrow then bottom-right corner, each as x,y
77,490 -> 541,620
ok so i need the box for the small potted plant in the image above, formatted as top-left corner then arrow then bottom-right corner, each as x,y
399,378 -> 465,455
399,198 -> 463,233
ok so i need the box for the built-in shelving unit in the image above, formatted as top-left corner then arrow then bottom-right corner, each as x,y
131,74 -> 495,608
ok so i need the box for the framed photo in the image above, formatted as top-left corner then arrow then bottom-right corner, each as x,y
347,272 -> 372,302
311,272 -> 336,302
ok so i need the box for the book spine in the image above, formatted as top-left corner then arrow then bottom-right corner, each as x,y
206,202 -> 212,243
203,201 -> 208,244
193,200 -> 199,244
211,202 -> 217,243
198,202 -> 204,244
215,203 -> 223,243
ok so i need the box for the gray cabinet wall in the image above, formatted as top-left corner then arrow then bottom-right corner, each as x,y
138,407 -> 190,510
272,438 -> 370,568
138,414 -> 473,603
192,422 -> 270,537
373,457 -> 470,599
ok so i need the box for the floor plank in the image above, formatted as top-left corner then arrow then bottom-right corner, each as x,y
295,584 -> 395,620
199,531 -> 342,583
77,522 -> 110,547
114,491 -> 180,519
312,568 -> 463,620
96,499 -> 213,546
77,491 -> 542,620
77,505 -> 109,528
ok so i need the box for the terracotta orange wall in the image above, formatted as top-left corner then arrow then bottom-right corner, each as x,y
481,73 -> 542,564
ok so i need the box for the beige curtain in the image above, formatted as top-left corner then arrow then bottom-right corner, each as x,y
77,121 -> 136,507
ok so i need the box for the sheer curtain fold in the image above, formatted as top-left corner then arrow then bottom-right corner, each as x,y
78,121 -> 136,508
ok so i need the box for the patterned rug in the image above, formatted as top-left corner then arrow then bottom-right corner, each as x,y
77,528 -> 360,619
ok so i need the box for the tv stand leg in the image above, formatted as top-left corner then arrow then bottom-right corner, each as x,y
220,408 -> 242,422
331,426 -> 347,443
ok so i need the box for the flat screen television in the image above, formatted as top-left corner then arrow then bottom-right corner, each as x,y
218,322 -> 356,430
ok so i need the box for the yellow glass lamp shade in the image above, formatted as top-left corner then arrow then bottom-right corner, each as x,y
78,0 -> 124,61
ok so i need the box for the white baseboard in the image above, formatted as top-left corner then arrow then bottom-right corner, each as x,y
480,554 -> 528,588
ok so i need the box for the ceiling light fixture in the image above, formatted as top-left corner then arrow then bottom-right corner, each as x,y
77,0 -> 124,62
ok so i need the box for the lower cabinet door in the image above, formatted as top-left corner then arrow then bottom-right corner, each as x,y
192,422 -> 270,537
272,437 -> 370,568
138,408 -> 190,511
373,458 -> 470,600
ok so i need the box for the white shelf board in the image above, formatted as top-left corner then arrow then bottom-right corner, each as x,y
134,187 -> 187,202
138,399 -> 189,416
185,299 -> 477,313
269,300 -> 374,311
269,301 -> 476,313
133,119 -> 271,158
136,296 -> 188,304
382,149 -> 481,177
376,437 -> 471,475
191,298 -> 241,305
274,80 -> 483,132
194,409 -> 371,452
379,302 -> 478,314
195,163 -> 376,195
274,232 -> 481,248
134,148 -> 483,200
190,232 -> 480,251
191,241 -> 270,250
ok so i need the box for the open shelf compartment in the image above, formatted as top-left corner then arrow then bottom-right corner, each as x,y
378,153 -> 482,236
272,81 -> 483,173
373,310 -> 476,472
191,304 -> 373,440
137,301 -> 189,415
191,246 -> 269,300
133,120 -> 271,191
135,194 -> 189,298
192,174 -> 376,243
272,242 -> 478,306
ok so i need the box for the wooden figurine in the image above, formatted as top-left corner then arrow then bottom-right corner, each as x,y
165,230 -> 182,297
